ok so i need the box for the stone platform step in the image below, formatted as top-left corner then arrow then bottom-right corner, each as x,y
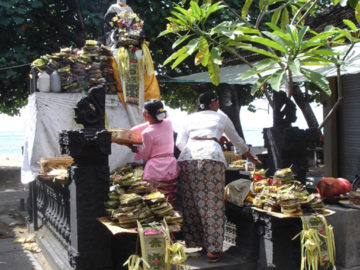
174,247 -> 258,270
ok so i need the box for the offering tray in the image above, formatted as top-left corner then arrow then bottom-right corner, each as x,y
109,129 -> 142,145
97,217 -> 181,235
251,207 -> 336,219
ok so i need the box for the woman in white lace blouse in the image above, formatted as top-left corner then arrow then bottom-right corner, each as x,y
176,91 -> 259,262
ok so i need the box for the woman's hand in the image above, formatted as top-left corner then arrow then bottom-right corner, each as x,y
243,151 -> 263,169
124,143 -> 138,153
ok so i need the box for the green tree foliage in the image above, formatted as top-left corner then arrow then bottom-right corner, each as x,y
0,0 -> 201,115
159,0 -> 360,106
0,0 -> 111,115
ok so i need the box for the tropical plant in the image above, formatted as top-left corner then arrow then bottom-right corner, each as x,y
159,0 -> 360,128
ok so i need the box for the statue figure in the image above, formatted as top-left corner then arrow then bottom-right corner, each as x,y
103,0 -> 160,126
273,91 -> 297,128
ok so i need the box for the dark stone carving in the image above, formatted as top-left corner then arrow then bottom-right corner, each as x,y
59,83 -> 112,269
33,179 -> 71,245
252,210 -> 302,270
273,91 -> 297,128
74,83 -> 106,129
59,129 -> 111,167
263,91 -> 319,183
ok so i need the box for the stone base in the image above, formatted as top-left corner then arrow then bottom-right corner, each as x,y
176,248 -> 257,270
326,205 -> 360,270
36,225 -> 73,270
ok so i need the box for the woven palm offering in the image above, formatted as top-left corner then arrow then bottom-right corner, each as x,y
40,157 -> 73,174
109,128 -> 142,144
349,191 -> 360,205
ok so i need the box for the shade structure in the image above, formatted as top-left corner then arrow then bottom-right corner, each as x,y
161,43 -> 360,85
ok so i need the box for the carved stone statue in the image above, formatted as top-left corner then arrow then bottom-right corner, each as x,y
102,0 -> 160,126
273,91 -> 297,128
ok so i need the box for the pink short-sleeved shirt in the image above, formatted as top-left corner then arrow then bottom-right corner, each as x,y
131,119 -> 180,181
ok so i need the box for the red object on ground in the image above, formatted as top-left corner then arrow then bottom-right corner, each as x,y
316,177 -> 353,198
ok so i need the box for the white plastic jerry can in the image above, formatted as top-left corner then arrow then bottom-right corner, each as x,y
50,70 -> 61,92
37,71 -> 50,92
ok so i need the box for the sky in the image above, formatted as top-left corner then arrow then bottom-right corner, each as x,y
0,109 -> 26,131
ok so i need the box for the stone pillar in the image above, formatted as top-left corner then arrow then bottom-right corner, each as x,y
59,84 -> 112,269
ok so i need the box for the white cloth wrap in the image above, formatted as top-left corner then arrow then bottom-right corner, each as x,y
21,92 -> 143,184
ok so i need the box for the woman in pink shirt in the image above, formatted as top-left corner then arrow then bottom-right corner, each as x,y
128,99 -> 180,206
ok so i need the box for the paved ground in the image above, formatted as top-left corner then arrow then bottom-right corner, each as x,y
0,166 -> 51,270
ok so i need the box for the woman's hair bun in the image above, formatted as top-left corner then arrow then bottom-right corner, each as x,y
144,99 -> 167,123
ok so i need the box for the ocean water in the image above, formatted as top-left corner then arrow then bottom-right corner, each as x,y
0,130 -> 25,155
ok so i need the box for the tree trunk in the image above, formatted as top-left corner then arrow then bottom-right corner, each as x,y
292,84 -> 320,130
219,85 -> 246,140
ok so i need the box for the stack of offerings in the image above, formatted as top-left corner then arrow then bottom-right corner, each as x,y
251,168 -> 325,215
99,45 -> 118,94
80,40 -> 117,93
30,41 -> 118,94
105,164 -> 182,228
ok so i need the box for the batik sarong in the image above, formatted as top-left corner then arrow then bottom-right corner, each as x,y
147,178 -> 178,207
178,159 -> 225,253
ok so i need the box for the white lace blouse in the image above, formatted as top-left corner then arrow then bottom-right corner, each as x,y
176,110 -> 249,165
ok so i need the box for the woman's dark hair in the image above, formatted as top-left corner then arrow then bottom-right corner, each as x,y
198,91 -> 218,111
144,99 -> 167,123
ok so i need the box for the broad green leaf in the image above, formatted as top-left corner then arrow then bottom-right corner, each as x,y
262,31 -> 290,51
308,31 -> 337,43
298,26 -> 309,44
332,0 -> 340,5
203,2 -> 226,21
226,40 -> 249,47
163,46 -> 187,66
271,9 -> 281,25
186,38 -> 200,55
288,59 -> 301,75
301,56 -> 334,65
356,3 -> 360,25
211,47 -> 223,65
238,27 -> 260,34
158,29 -> 172,38
190,1 -> 201,20
195,37 -> 209,65
242,0 -> 254,20
166,16 -> 187,27
266,23 -> 282,32
251,75 -> 271,95
171,11 -> 191,25
300,68 -> 331,95
201,49 -> 210,67
172,35 -> 191,49
286,24 -> 298,44
280,8 -> 289,30
270,68 -> 286,91
241,64 -> 278,79
250,36 -> 287,53
349,0 -> 358,8
173,5 -> 191,18
208,59 -> 220,86
302,49 -> 341,57
343,19 -> 357,31
238,45 -> 280,59
195,48 -> 208,65
171,52 -> 190,69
